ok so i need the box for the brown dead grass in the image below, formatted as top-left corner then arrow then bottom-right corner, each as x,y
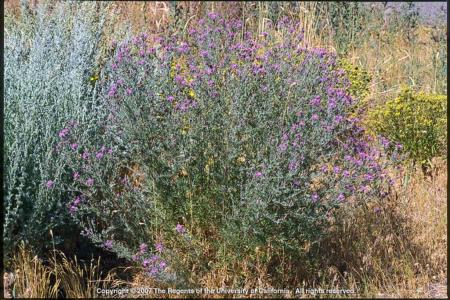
320,158 -> 447,298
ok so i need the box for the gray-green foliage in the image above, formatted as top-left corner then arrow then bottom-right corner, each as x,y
4,0 -> 110,259
56,15 -> 396,284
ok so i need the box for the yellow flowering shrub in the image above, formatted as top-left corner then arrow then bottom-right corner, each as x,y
338,58 -> 371,100
367,87 -> 447,165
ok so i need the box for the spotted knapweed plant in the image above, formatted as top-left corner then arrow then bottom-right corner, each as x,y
57,13 -> 397,280
4,1 -> 110,259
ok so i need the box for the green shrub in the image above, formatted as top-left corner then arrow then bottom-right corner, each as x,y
338,58 -> 371,101
367,87 -> 447,167
4,0 -> 110,259
55,14 -> 396,284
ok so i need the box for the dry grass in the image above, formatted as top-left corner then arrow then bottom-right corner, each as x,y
6,243 -> 59,298
347,24 -> 447,103
319,158 -> 447,298
4,241 -> 123,298
54,252 -> 122,298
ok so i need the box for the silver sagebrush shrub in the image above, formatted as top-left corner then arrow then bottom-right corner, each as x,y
4,0 -> 110,259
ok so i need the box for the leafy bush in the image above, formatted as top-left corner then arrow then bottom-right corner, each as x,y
4,1 -> 110,259
367,87 -> 447,167
338,58 -> 371,101
56,14 -> 395,284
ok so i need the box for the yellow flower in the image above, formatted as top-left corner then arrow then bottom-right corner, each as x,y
237,155 -> 246,164
204,157 -> 214,173
179,168 -> 188,177
188,89 -> 196,98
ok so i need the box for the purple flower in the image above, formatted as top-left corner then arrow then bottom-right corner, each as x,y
96,151 -> 104,159
155,242 -> 164,253
69,205 -> 78,214
174,75 -> 184,85
142,259 -> 150,268
148,267 -> 159,277
46,180 -> 54,189
342,170 -> 350,178
321,165 -> 328,173
359,185 -> 370,193
131,254 -> 139,261
364,173 -> 374,181
70,143 -> 79,151
68,120 -> 78,128
278,142 -> 288,152
82,151 -> 89,160
86,178 -> 94,187
73,196 -> 81,205
255,171 -> 263,178
126,88 -> 133,95
334,115 -> 343,123
108,83 -> 117,97
345,184 -> 355,192
288,161 -> 298,172
328,98 -> 337,109
333,166 -> 341,174
159,261 -> 167,270
177,42 -> 190,54
374,207 -> 381,213
176,223 -> 186,234
380,136 -> 390,148
311,114 -> 319,121
73,172 -> 80,180
337,193 -> 345,201
58,128 -> 69,138
139,243 -> 148,254
309,96 -> 321,106
167,95 -> 175,102
311,193 -> 319,202
207,11 -> 219,20
103,240 -> 113,250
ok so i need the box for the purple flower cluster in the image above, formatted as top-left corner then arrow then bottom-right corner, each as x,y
132,242 -> 168,278
175,223 -> 186,234
103,240 -> 113,250
59,128 -> 70,138
67,11 -> 398,260
46,180 -> 55,189
68,196 -> 82,215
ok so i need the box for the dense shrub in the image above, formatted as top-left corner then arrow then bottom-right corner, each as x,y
367,87 -> 447,167
4,1 -> 110,259
338,58 -> 371,101
56,14 -> 396,284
